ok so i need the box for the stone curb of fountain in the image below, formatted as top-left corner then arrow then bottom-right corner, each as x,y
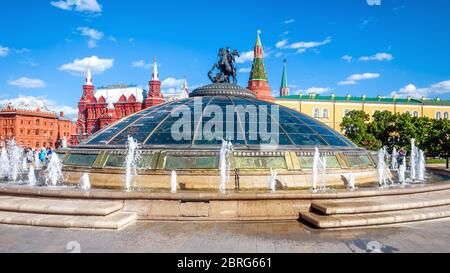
1,181 -> 450,201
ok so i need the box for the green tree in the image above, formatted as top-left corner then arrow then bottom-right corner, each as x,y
369,111 -> 398,148
424,119 -> 450,157
341,110 -> 381,150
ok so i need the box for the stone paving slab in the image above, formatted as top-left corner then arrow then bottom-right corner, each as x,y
0,211 -> 137,230
312,189 -> 450,215
0,196 -> 123,216
301,205 -> 450,229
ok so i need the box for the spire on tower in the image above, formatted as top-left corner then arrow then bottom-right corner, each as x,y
248,30 -> 274,103
85,67 -> 93,86
280,60 -> 290,97
249,30 -> 268,81
152,56 -> 159,81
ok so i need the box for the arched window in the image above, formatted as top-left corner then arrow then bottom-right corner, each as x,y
323,109 -> 329,119
344,109 -> 350,116
405,111 -> 411,116
313,108 -> 320,118
413,111 -> 419,118
436,112 -> 442,120
444,112 -> 449,120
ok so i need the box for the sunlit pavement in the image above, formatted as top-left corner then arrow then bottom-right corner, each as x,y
1,219 -> 450,253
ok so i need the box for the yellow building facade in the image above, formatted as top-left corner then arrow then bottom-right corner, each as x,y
276,93 -> 450,132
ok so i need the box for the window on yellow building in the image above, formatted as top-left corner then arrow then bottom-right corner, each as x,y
344,109 -> 350,116
444,112 -> 449,120
413,111 -> 419,117
436,112 -> 442,120
405,111 -> 411,115
323,109 -> 329,119
313,108 -> 320,118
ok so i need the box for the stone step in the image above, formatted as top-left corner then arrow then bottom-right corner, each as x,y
301,205 -> 450,229
0,211 -> 137,230
0,196 -> 123,216
312,190 -> 450,215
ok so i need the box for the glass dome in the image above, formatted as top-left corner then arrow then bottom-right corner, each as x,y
81,87 -> 356,149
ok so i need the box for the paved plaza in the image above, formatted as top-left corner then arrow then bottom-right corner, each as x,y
1,219 -> 450,253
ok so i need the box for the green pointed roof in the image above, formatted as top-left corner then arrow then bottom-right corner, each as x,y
281,60 -> 288,88
256,30 -> 262,47
249,31 -> 268,81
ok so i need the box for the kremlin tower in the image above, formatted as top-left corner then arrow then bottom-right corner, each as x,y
280,60 -> 290,97
144,57 -> 165,109
248,31 -> 275,103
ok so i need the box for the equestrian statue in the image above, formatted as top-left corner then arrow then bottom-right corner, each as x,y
208,47 -> 240,84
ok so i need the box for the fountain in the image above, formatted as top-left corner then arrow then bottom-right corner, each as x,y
219,139 -> 233,193
269,168 -> 277,193
398,157 -> 407,185
80,173 -> 91,191
28,166 -> 36,186
61,137 -> 68,149
312,147 -> 320,191
418,150 -> 426,181
410,139 -> 417,182
377,147 -> 388,187
171,170 -> 177,193
7,139 -> 21,182
34,152 -> 41,170
45,153 -> 63,186
21,157 -> 28,172
345,173 -> 356,190
125,136 -> 140,191
0,147 -> 9,180
320,155 -> 327,191
391,147 -> 398,170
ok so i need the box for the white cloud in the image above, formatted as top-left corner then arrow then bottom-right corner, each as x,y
59,56 -> 114,75
276,39 -> 289,49
284,19 -> 295,24
131,60 -> 153,69
277,37 -> 332,54
238,67 -> 251,73
236,49 -> 271,64
160,78 -> 186,96
391,80 -> 450,99
359,52 -> 393,62
299,87 -> 333,95
275,52 -> 283,58
339,73 -> 380,85
342,55 -> 353,62
8,77 -> 46,89
161,78 -> 185,89
0,46 -> 9,57
236,51 -> 254,64
0,95 -> 78,116
51,0 -> 102,13
77,27 -> 104,48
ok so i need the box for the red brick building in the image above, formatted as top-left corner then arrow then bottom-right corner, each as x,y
76,58 -> 165,143
0,105 -> 76,149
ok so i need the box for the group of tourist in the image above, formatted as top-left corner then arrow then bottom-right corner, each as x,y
22,146 -> 54,164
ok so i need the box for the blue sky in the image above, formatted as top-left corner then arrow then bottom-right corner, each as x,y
1,0 -> 450,117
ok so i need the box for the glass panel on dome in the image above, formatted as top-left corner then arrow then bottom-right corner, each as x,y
346,155 -> 373,168
235,156 -> 287,169
320,135 -> 348,147
288,134 -> 328,146
165,156 -> 219,170
105,154 -> 153,169
64,154 -> 97,167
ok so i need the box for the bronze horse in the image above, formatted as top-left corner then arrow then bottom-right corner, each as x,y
208,48 -> 240,84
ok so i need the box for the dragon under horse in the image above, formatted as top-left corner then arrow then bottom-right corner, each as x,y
208,47 -> 240,84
